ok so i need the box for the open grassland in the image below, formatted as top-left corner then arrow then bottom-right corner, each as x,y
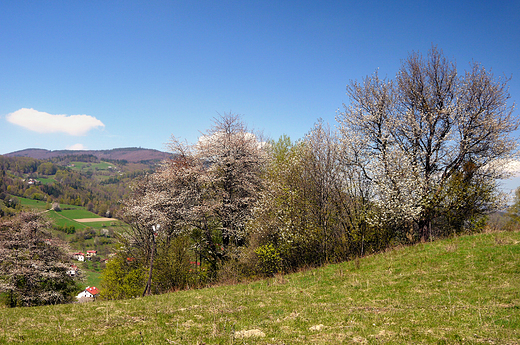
69,161 -> 116,171
36,177 -> 56,185
45,209 -> 101,230
1,230 -> 519,344
17,197 -> 50,211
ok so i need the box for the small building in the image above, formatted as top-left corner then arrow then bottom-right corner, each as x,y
76,286 -> 100,299
86,250 -> 97,258
73,252 -> 85,261
67,264 -> 78,277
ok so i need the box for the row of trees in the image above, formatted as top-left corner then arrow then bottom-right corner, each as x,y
103,47 -> 518,298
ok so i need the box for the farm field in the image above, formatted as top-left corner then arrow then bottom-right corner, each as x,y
15,196 -> 125,283
36,177 -> 55,185
68,161 -> 117,172
0,229 -> 518,344
16,196 -> 126,229
17,197 -> 49,211
46,210 -> 117,230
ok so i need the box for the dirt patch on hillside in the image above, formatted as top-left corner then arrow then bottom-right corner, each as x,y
74,217 -> 119,223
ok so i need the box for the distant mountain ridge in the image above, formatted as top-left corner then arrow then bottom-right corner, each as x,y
4,147 -> 172,163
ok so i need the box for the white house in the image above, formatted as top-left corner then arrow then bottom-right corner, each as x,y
72,252 -> 85,261
67,264 -> 78,277
76,286 -> 100,299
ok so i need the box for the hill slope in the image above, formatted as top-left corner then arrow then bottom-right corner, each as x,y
1,230 -> 519,344
5,147 -> 172,163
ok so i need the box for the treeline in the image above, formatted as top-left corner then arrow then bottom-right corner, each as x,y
103,48 -> 518,299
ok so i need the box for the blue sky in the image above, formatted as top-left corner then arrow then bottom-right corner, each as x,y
1,0 -> 519,191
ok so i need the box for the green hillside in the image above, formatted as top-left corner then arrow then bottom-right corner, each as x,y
1,230 -> 518,344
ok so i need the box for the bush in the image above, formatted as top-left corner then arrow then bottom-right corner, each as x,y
100,255 -> 146,300
54,224 -> 76,234
255,244 -> 282,277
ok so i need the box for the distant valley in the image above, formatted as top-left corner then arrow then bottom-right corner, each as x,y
0,147 -> 173,290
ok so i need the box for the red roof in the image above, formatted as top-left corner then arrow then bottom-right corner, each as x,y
87,250 -> 97,253
86,286 -> 100,295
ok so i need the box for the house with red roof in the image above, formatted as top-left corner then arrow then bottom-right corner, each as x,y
76,286 -> 100,299
67,264 -> 78,277
72,252 -> 85,261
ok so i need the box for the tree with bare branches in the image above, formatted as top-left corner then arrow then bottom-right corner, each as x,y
117,113 -> 266,291
338,46 -> 518,241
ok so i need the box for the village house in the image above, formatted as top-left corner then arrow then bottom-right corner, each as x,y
76,286 -> 100,299
67,264 -> 78,277
86,250 -> 97,258
72,252 -> 85,261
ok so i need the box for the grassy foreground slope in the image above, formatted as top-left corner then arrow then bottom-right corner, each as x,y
1,230 -> 519,344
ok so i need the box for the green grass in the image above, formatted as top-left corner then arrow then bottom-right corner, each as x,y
46,208 -> 108,230
46,211 -> 88,229
1,230 -> 519,344
37,177 -> 56,185
69,161 -> 115,171
83,265 -> 102,289
15,196 -> 123,230
17,197 -> 49,211
46,210 -> 126,230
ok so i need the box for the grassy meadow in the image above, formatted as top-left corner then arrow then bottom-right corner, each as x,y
0,229 -> 518,344
69,161 -> 116,172
17,196 -> 126,230
17,197 -> 50,211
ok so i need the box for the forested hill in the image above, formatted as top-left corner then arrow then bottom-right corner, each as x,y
5,147 -> 172,163
0,148 -> 172,218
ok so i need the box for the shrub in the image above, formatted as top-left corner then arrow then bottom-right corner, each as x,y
255,244 -> 282,277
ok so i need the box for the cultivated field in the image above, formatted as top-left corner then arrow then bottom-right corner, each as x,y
0,230 -> 518,344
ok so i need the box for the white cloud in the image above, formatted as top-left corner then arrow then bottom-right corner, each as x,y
67,143 -> 87,150
6,108 -> 105,136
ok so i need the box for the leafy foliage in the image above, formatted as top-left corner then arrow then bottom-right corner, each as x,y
100,254 -> 146,300
255,244 -> 281,277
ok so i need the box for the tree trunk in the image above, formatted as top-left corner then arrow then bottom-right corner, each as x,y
143,235 -> 156,297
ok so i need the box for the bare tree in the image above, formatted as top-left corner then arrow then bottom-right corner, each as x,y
338,46 -> 518,240
0,212 -> 79,307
